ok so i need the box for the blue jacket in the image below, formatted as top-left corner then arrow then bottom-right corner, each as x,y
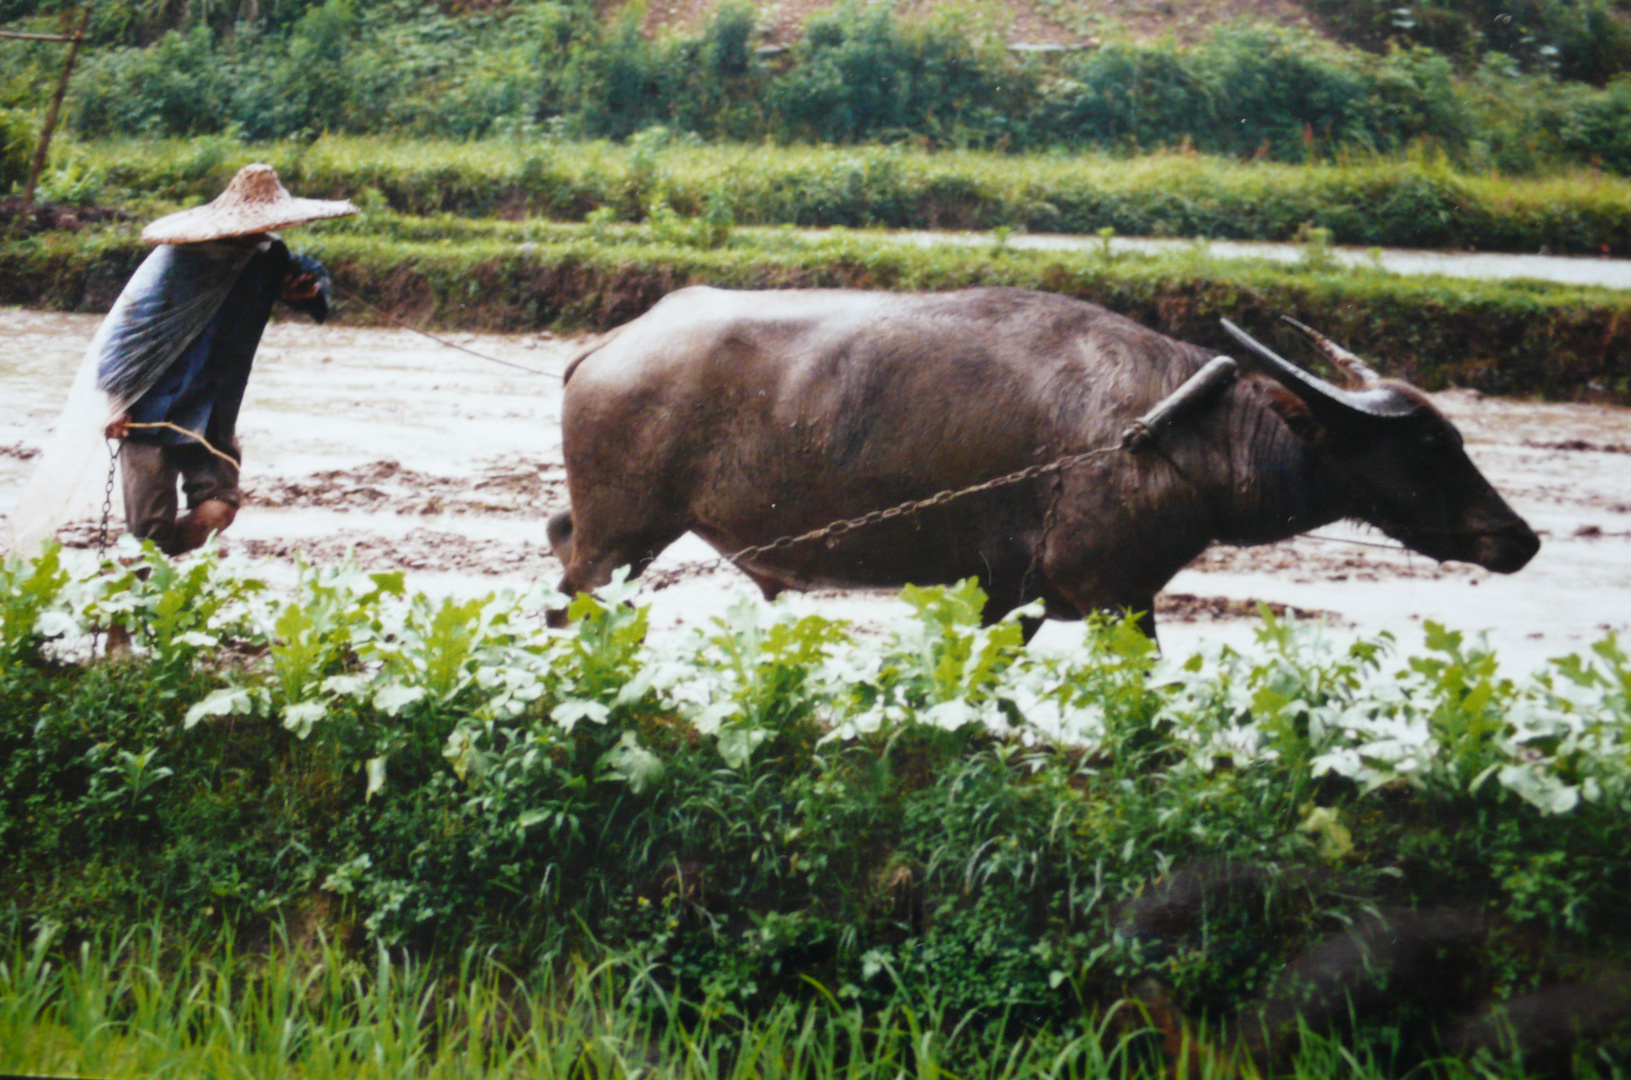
123,239 -> 328,448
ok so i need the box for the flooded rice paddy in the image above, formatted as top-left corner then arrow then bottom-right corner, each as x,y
907,230 -> 1631,288
4,306 -> 1630,673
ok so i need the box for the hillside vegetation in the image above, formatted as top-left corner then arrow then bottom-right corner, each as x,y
2,0 -> 1631,173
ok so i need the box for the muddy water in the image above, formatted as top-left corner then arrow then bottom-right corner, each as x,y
903,230 -> 1631,288
4,308 -> 1629,673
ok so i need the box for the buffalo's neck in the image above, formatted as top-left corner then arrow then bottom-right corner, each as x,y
1213,398 -> 1341,544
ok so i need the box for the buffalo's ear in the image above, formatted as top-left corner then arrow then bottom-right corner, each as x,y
1260,380 -> 1326,443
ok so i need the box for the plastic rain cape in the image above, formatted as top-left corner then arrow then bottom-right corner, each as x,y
6,243 -> 254,557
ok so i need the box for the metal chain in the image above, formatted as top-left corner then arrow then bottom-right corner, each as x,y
640,432 -> 1416,591
661,444 -> 1122,582
96,439 -> 121,562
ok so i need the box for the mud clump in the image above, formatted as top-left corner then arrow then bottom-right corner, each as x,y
1156,592 -> 1345,624
1188,540 -> 1475,584
246,458 -> 566,517
237,529 -> 561,578
1525,438 -> 1631,454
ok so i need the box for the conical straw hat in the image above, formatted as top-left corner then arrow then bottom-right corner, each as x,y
141,163 -> 359,245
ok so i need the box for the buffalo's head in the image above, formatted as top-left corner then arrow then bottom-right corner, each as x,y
1221,318 -> 1539,574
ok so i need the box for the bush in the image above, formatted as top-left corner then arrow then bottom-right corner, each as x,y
268,0 -> 356,138
766,3 -> 1030,147
71,25 -> 230,137
1551,74 -> 1631,174
562,7 -> 673,141
1044,26 -> 1470,158
1309,0 -> 1631,84
0,107 -> 35,191
21,0 -> 1631,174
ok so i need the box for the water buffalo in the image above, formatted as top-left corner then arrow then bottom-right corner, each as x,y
547,286 -> 1537,636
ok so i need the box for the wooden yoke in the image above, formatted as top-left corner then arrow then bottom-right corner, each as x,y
1120,354 -> 1239,451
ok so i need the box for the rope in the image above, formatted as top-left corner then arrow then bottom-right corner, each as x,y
93,422 -> 235,560
1300,532 -> 1408,552
641,443 -> 1128,588
332,285 -> 563,379
122,421 -> 241,468
96,295 -> 1417,589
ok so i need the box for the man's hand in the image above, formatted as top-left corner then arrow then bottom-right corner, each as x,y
104,413 -> 130,440
281,272 -> 321,303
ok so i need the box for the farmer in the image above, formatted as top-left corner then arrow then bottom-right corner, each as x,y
96,163 -> 358,555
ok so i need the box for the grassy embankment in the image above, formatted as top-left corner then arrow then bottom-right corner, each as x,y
67,137 -> 1631,255
5,200 -> 1630,402
2,546 -> 1630,1077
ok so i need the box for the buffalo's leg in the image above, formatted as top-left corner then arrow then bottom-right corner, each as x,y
740,568 -> 785,602
1041,554 -> 1159,644
976,592 -> 1045,644
546,505 -> 685,626
973,540 -> 1060,644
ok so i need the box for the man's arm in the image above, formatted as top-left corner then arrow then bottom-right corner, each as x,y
280,254 -> 331,324
282,272 -> 320,303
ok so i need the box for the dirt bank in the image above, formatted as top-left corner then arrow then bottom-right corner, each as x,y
4,308 -> 1628,673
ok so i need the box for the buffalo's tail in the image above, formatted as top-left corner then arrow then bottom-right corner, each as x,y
546,509 -> 574,563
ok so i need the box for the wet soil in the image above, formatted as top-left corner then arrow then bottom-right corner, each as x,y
4,309 -> 1629,672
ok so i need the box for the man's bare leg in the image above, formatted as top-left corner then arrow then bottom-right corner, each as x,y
169,498 -> 237,555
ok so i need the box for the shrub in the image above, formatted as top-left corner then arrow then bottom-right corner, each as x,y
272,0 -> 356,137
71,25 -> 230,137
766,3 -> 1028,147
2,546 -> 1629,1058
563,6 -> 671,141
1551,74 -> 1631,174
21,0 -> 1631,174
0,107 -> 35,191
1045,26 -> 1472,159
1309,0 -> 1631,84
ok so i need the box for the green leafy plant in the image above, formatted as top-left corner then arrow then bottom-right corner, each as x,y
2,546 -> 1629,1068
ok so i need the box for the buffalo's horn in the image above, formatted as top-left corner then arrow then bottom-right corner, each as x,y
1219,318 -> 1417,421
1279,316 -> 1380,385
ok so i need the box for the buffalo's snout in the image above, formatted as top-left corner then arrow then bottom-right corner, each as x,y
1472,522 -> 1540,574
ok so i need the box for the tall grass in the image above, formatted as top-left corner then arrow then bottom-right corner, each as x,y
59,136 -> 1631,255
0,920 -> 1168,1080
1,921 -> 1582,1080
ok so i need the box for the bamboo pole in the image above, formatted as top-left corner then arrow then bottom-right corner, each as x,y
21,6 -> 91,209
0,30 -> 87,41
